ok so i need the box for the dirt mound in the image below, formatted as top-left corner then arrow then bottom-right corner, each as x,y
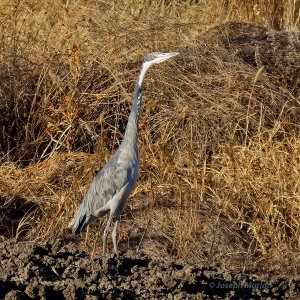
213,22 -> 300,95
0,239 -> 299,299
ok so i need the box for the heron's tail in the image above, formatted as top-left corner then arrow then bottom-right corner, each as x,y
72,205 -> 90,234
72,216 -> 88,234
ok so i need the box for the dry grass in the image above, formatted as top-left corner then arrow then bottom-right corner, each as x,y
0,0 -> 300,275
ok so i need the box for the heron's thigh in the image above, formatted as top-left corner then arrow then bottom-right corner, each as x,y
93,207 -> 110,218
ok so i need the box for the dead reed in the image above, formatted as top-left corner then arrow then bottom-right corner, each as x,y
0,0 -> 299,274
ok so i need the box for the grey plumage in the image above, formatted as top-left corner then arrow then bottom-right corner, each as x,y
72,52 -> 179,256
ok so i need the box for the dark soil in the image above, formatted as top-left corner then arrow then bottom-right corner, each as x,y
0,238 -> 299,300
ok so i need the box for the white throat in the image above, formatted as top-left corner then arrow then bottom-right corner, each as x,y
138,61 -> 152,86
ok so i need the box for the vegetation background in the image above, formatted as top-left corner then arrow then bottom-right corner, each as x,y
0,0 -> 299,275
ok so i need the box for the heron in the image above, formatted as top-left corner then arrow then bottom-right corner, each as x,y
72,52 -> 179,256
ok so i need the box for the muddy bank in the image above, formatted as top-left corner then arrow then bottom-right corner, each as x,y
0,238 -> 299,299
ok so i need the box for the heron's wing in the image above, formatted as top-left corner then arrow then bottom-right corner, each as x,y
82,158 -> 128,215
72,156 -> 128,233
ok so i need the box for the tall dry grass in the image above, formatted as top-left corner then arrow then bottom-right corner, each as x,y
0,0 -> 299,274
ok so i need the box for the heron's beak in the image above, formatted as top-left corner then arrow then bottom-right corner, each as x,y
166,52 -> 180,57
158,52 -> 179,63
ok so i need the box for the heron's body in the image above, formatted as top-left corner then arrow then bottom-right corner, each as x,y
72,52 -> 179,255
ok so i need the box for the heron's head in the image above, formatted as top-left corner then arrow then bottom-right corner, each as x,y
137,52 -> 179,86
143,52 -> 179,66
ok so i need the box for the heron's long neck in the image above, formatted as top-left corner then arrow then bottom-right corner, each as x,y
122,62 -> 150,151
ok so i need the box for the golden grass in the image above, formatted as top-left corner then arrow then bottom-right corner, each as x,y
0,0 -> 299,274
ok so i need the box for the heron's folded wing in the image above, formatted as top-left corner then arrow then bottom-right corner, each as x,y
82,160 -> 127,215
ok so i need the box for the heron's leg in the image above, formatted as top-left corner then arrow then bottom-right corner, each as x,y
102,212 -> 113,256
84,225 -> 90,247
112,213 -> 121,256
